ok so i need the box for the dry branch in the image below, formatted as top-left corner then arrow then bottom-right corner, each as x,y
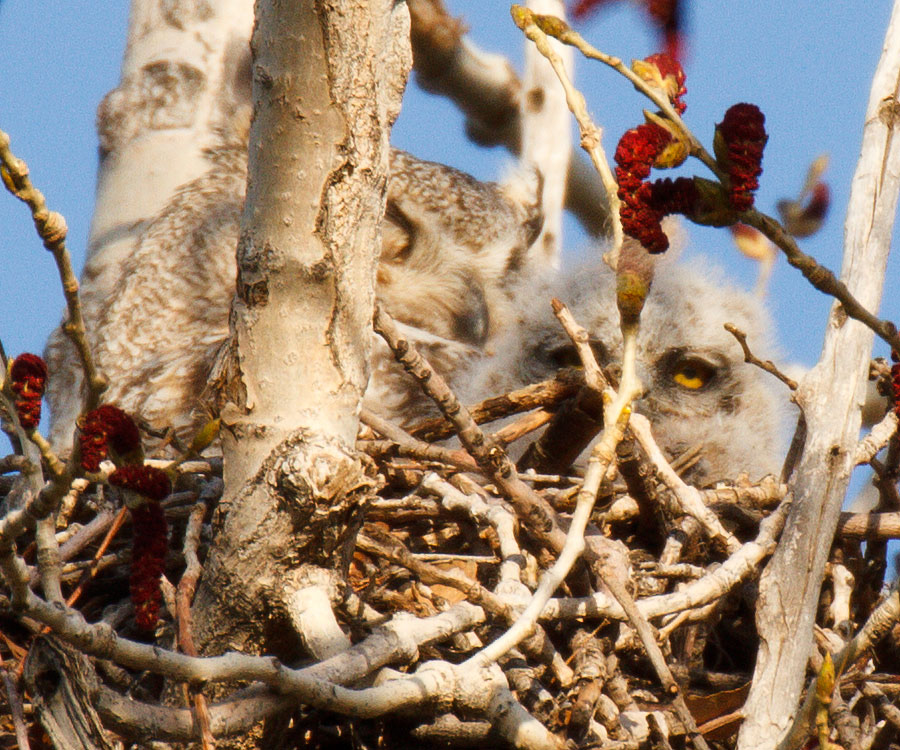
407,0 -> 611,237
740,2 -> 900,744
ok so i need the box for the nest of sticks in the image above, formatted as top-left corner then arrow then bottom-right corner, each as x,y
1,308 -> 899,750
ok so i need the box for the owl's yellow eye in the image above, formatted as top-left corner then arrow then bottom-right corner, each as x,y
672,359 -> 715,390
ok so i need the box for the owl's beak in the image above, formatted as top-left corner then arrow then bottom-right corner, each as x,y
602,361 -> 650,401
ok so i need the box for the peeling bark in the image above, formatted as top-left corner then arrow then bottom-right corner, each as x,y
191,0 -> 410,681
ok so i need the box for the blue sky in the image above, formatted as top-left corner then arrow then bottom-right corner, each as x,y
1,1 -> 898,411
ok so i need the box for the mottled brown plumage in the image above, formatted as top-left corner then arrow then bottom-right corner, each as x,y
45,140 -> 542,452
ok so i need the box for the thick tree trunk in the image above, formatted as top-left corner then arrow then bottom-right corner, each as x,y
191,0 -> 411,668
738,2 -> 900,746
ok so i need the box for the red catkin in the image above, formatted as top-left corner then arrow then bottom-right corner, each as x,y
615,122 -> 673,253
78,405 -> 141,472
9,353 -> 47,430
715,103 -> 767,212
128,499 -> 169,630
109,464 -> 171,631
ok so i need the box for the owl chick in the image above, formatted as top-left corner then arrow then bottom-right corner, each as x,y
465,252 -> 786,486
44,141 -> 542,453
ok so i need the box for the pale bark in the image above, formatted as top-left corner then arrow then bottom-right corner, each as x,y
46,0 -> 255,449
738,2 -> 900,746
521,0 -> 572,266
191,0 -> 411,670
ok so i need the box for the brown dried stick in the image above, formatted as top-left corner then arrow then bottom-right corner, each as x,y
63,507 -> 128,610
408,370 -> 581,443
777,585 -> 900,750
516,300 -> 611,473
373,303 -> 568,554
742,209 -> 900,354
0,665 -> 30,750
587,547 -> 711,750
725,323 -> 799,390
357,528 -> 572,684
176,497 -> 216,750
359,408 -> 480,472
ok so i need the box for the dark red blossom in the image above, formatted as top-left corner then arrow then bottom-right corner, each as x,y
572,0 -> 683,60
714,103 -> 767,212
615,122 -> 673,253
78,405 -> 141,472
649,176 -> 699,216
128,499 -> 168,630
9,353 -> 47,429
779,181 -> 830,238
109,464 -> 172,502
641,53 -> 686,114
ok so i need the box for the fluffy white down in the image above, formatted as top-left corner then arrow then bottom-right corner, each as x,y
459,256 -> 792,486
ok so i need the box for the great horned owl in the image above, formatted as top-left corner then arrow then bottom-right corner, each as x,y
464,251 -> 786,486
45,141 -> 542,452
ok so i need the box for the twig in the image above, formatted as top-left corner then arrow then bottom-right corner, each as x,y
725,323 -> 799,390
408,370 -> 581,443
699,477 -> 787,510
176,497 -> 215,749
521,10 -> 723,181
629,414 -> 741,554
587,547 -> 711,750
1,666 -> 30,750
543,497 -> 791,622
742,209 -> 900,355
492,408 -> 555,446
0,454 -> 28,475
2,523 -> 496,724
777,584 -> 900,750
359,408 -> 480,472
411,714 -> 492,745
835,510 -> 900,539
860,682 -> 900,732
358,528 -> 573,685
62,507 -> 128,610
463,300 -> 640,672
854,410 -> 899,465
373,303 -> 569,555
0,128 -> 106,409
828,563 -> 854,625
57,477 -> 90,528
511,6 -> 623,252
421,472 -> 522,582
407,0 -> 611,237
25,431 -> 66,480
516,386 -> 604,474
516,301 -> 611,474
